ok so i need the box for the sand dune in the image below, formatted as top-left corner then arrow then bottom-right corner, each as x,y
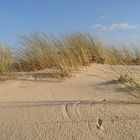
0,64 -> 140,139
0,101 -> 140,140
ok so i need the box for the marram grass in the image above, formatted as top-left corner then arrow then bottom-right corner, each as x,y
0,44 -> 15,78
1,32 -> 140,79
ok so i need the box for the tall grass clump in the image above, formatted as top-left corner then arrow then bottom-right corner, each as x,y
60,33 -> 92,68
18,33 -> 53,71
87,36 -> 106,64
17,33 -> 76,78
17,32 -> 93,78
17,34 -> 64,78
0,44 -> 17,78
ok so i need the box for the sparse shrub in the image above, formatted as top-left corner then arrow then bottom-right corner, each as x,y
118,74 -> 135,84
118,66 -> 140,92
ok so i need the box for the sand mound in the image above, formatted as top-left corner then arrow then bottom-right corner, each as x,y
0,64 -> 140,139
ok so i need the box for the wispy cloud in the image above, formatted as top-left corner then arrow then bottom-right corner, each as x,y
101,15 -> 112,19
93,23 -> 137,32
94,24 -> 102,28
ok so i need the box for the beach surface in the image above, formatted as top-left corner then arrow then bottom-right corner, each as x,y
0,64 -> 140,140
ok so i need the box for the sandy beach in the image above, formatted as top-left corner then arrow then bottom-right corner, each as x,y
0,0 -> 140,139
0,64 -> 140,140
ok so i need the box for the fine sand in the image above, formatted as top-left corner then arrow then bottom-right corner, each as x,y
0,64 -> 140,140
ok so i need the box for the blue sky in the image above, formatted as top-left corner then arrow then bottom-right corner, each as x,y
0,0 -> 140,45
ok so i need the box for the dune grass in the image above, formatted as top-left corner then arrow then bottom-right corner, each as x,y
117,65 -> 140,93
0,44 -> 16,79
119,74 -> 140,93
1,32 -> 140,79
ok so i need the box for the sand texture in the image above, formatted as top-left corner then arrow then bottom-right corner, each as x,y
0,64 -> 140,140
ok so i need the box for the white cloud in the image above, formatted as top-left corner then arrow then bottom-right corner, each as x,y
93,23 -> 137,32
93,24 -> 102,28
101,15 -> 112,19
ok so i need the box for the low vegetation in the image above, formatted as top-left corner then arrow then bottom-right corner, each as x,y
1,32 -> 140,79
117,66 -> 140,93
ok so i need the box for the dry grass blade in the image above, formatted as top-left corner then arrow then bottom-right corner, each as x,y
0,44 -> 17,79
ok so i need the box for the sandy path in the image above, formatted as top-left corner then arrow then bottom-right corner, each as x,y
0,64 -> 140,139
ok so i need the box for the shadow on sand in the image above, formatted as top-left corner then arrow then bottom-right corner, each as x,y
94,79 -> 140,100
0,72 -> 64,83
0,100 -> 140,109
